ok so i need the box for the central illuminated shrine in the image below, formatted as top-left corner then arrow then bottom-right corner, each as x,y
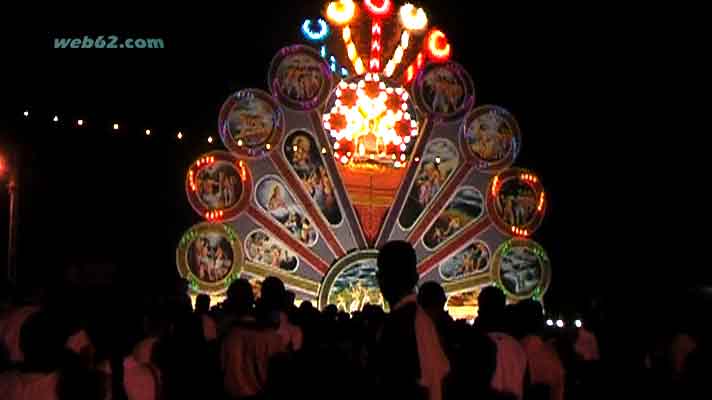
177,0 -> 552,318
324,74 -> 417,167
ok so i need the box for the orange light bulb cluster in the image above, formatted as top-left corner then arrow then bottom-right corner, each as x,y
188,156 -> 216,192
238,161 -> 247,182
364,0 -> 393,17
195,156 -> 215,167
511,226 -> 530,237
326,0 -> 356,25
205,210 -> 225,222
491,176 -> 500,197
399,3 -> 428,31
426,29 -> 451,61
537,192 -> 545,212
323,73 -> 418,166
520,173 -> 539,183
385,31 -> 410,77
404,52 -> 425,84
342,26 -> 366,75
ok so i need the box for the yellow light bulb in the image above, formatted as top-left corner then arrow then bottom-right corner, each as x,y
354,58 -> 365,75
342,26 -> 351,43
327,0 -> 356,26
399,4 -> 428,31
347,42 -> 357,61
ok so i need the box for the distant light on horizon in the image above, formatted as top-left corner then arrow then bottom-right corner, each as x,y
556,319 -> 564,328
52,115 -> 59,122
77,119 -> 84,126
145,129 -> 151,136
113,123 -> 119,130
23,110 -> 29,117
208,136 -> 214,144
575,319 -> 582,328
546,319 -> 554,327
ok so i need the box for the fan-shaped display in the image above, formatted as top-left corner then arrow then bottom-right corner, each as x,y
177,0 -> 551,306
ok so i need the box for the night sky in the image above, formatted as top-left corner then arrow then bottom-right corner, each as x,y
0,1 -> 701,313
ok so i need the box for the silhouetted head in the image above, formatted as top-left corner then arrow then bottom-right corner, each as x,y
478,286 -> 506,317
418,281 -> 447,312
20,311 -> 68,372
377,241 -> 419,306
299,300 -> 314,311
475,286 -> 507,332
195,294 -> 211,314
226,278 -> 254,316
323,304 -> 338,320
517,299 -> 545,336
260,276 -> 286,312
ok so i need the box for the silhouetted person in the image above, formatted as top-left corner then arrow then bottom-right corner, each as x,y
475,286 -> 507,332
195,294 -> 217,342
221,277 -> 292,399
299,300 -> 313,312
196,294 -> 210,314
373,241 -> 450,400
156,311 -> 219,400
219,279 -> 256,338
474,287 -> 527,400
574,317 -> 600,362
323,304 -> 338,321
259,277 -> 303,352
516,300 -> 565,400
417,281 -> 450,326
0,310 -> 104,400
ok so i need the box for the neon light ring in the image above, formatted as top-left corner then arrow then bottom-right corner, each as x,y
268,45 -> 333,111
186,151 -> 253,223
487,168 -> 547,238
218,88 -> 286,159
491,238 -> 551,300
176,222 -> 244,295
461,105 -> 522,173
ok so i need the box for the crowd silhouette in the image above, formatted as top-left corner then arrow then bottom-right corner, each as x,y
0,241 -> 708,399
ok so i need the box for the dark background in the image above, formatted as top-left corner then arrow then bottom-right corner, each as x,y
0,1 -> 703,314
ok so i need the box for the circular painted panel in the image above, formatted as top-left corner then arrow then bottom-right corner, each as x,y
268,45 -> 333,110
318,250 -> 387,312
491,238 -> 550,300
412,61 -> 475,122
185,151 -> 252,221
462,105 -> 521,172
218,89 -> 285,159
487,168 -> 546,237
176,223 -> 243,295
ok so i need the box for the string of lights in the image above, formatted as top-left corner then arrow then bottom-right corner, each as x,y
17,108 -> 218,144
14,107 -> 437,167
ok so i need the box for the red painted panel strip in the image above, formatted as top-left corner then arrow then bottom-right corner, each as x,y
375,118 -> 435,248
417,217 -> 492,276
247,205 -> 330,275
407,160 -> 474,244
270,152 -> 346,258
309,111 -> 368,249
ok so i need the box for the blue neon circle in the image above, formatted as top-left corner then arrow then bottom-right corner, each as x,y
302,18 -> 330,42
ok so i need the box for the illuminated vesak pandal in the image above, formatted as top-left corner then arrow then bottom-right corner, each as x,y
177,0 -> 551,318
